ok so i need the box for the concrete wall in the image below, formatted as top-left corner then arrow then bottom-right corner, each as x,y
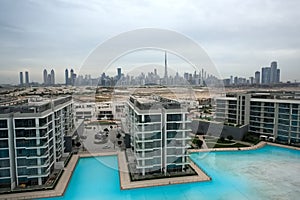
192,120 -> 249,140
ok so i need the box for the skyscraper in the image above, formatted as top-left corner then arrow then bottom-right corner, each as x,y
276,68 -> 280,83
50,69 -> 55,85
270,61 -> 277,83
261,67 -> 271,84
43,69 -> 48,85
19,72 -> 23,85
70,69 -> 74,85
255,71 -> 260,84
65,69 -> 69,85
163,51 -> 168,85
117,67 -> 122,80
25,71 -> 29,85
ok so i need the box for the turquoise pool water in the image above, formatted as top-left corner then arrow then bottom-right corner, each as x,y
42,145 -> 300,200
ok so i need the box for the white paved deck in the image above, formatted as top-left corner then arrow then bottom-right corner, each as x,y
0,151 -> 117,200
118,151 -> 211,190
188,141 -> 267,153
1,142 -> 299,199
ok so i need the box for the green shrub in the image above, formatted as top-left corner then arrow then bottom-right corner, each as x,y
227,135 -> 234,140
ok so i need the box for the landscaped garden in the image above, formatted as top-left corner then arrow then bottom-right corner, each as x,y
191,135 -> 250,149
204,135 -> 250,148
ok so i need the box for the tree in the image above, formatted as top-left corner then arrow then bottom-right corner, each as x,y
220,136 -> 225,142
104,128 -> 109,132
76,142 -> 81,147
227,135 -> 234,141
192,137 -> 203,148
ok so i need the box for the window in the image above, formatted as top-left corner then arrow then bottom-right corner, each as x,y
15,119 -> 36,128
0,130 -> 8,138
0,140 -> 8,148
145,115 -> 161,123
0,149 -> 9,157
0,120 -> 7,128
167,114 -> 182,122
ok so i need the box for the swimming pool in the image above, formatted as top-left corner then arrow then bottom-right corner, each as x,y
41,145 -> 300,199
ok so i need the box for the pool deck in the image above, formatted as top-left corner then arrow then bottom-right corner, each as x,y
188,141 -> 267,153
118,151 -> 211,190
0,151 -> 118,200
1,142 -> 300,199
188,141 -> 300,153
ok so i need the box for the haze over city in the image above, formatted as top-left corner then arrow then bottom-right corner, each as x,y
0,0 -> 300,84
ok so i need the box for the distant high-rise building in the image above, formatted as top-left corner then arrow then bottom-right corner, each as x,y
65,69 -> 69,85
47,74 -> 51,85
19,72 -> 23,85
117,67 -> 122,80
234,76 -> 238,85
276,68 -> 280,83
261,67 -> 271,84
154,68 -> 157,76
255,71 -> 260,84
184,72 -> 189,81
70,69 -> 74,85
164,51 -> 168,84
249,77 -> 254,85
270,61 -> 277,83
50,69 -> 55,85
25,71 -> 29,85
43,69 -> 48,85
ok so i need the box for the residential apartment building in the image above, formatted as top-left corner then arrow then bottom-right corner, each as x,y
215,92 -> 300,144
96,101 -> 126,120
0,96 -> 74,189
74,102 -> 95,121
127,95 -> 191,176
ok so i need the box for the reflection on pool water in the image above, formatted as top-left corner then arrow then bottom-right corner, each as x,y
41,145 -> 300,200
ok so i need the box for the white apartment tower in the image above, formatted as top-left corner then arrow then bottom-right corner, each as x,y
0,96 -> 74,189
127,95 -> 191,176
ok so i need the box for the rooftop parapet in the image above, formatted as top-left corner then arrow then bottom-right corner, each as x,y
0,96 -> 72,114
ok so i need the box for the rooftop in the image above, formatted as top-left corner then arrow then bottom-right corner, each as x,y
129,95 -> 182,110
0,96 -> 72,115
225,91 -> 300,101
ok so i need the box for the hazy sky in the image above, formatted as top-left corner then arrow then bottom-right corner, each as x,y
0,0 -> 299,84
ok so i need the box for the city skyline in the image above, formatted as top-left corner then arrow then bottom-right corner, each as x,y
17,59 -> 283,87
10,50 -> 287,85
0,1 -> 300,84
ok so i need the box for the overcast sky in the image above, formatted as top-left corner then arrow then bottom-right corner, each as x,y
0,0 -> 299,84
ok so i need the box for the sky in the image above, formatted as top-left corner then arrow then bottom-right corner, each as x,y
0,0 -> 299,84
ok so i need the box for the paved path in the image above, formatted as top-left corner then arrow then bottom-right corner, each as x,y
0,151 -> 117,200
118,151 -> 211,190
1,142 -> 298,199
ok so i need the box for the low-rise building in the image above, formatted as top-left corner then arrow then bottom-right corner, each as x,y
215,92 -> 300,144
74,102 -> 95,121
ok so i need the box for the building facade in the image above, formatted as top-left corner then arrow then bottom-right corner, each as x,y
25,71 -> 29,85
127,95 -> 191,176
19,72 -> 24,86
0,96 -> 74,189
215,92 -> 300,144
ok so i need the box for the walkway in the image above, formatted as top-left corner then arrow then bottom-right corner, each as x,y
118,151 -> 211,190
0,151 -> 117,200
